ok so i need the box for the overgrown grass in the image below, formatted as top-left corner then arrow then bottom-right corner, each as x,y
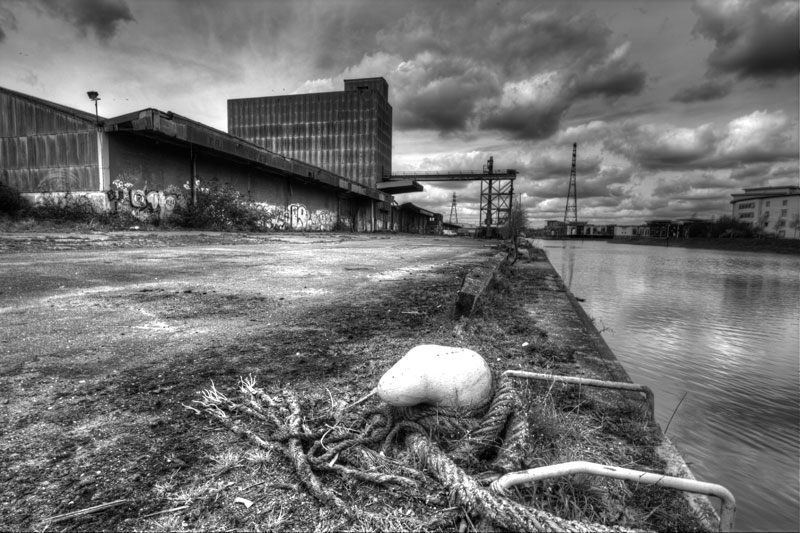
0,180 -> 266,233
169,180 -> 262,231
133,263 -> 709,532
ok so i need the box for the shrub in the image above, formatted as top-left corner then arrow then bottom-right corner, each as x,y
96,208 -> 149,230
31,192 -> 98,222
169,179 -> 261,231
0,182 -> 29,216
710,215 -> 754,238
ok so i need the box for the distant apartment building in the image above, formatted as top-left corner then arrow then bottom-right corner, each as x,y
731,186 -> 800,239
227,78 -> 392,190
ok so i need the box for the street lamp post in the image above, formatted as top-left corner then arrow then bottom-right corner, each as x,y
86,91 -> 100,126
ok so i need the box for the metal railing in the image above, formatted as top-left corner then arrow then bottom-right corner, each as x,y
491,461 -> 736,532
385,169 -> 517,180
502,370 -> 655,421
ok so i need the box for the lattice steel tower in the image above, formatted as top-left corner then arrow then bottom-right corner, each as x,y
449,193 -> 458,224
563,143 -> 578,224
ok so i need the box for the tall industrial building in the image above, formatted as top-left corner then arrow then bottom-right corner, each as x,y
227,78 -> 392,189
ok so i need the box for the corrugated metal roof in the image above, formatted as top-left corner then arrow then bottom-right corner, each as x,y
0,86 -> 100,125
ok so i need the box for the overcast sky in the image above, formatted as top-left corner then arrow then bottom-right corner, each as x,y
0,0 -> 797,226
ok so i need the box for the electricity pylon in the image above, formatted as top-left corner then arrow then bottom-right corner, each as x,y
449,193 -> 458,224
563,143 -> 578,225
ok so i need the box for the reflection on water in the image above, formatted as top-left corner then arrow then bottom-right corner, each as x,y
538,240 -> 800,533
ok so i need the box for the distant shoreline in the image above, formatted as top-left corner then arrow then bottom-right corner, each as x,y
607,237 -> 800,255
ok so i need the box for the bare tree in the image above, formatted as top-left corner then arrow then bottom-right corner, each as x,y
501,195 -> 528,264
790,213 -> 800,239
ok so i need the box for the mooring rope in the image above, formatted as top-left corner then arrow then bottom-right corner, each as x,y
190,374 -> 640,532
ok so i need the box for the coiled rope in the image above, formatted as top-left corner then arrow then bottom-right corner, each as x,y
189,374 -> 638,532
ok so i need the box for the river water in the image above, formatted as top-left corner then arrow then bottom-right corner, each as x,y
534,239 -> 799,532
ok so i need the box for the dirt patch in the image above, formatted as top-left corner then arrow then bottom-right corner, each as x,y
0,234 -> 705,531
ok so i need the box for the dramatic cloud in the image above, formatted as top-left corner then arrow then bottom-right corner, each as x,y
391,55 -> 500,132
362,4 -> 647,138
603,110 -> 798,171
36,0 -> 134,42
478,73 -> 570,140
607,122 -> 718,169
570,42 -> 646,100
692,0 -> 799,79
671,79 -> 732,103
714,109 -> 798,164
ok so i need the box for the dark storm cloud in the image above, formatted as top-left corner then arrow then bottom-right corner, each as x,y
393,64 -> 500,131
476,6 -> 611,75
652,173 -> 736,197
671,79 -> 732,103
479,105 -> 566,141
729,163 -> 773,181
311,1 -> 412,73
570,51 -> 646,100
581,196 -> 623,209
525,163 -> 630,201
0,5 -> 17,43
580,166 -> 634,198
37,0 -> 134,42
692,0 -> 799,79
168,0 -> 296,57
604,110 -> 798,171
379,3 -> 647,138
603,122 -> 715,170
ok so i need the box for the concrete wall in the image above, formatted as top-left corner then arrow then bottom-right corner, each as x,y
106,133 -> 352,230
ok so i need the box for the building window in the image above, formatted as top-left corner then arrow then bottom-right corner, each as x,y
766,201 -> 770,206
738,202 -> 754,209
781,209 -> 788,216
782,200 -> 788,206
778,220 -> 786,227
739,212 -> 753,218
764,211 -> 770,218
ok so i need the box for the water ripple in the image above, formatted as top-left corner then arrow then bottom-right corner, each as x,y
539,240 -> 800,532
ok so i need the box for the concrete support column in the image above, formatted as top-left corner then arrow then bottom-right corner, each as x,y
190,145 -> 197,206
96,128 -> 110,191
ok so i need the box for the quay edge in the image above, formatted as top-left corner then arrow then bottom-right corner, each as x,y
535,246 -> 725,531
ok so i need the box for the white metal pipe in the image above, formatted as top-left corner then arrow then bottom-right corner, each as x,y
502,370 -> 655,421
491,460 -> 735,532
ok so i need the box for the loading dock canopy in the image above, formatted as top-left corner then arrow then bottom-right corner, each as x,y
377,179 -> 423,194
103,108 -> 389,203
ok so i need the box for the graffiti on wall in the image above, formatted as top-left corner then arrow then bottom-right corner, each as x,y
250,202 -> 337,231
107,177 -> 338,231
108,178 -> 185,220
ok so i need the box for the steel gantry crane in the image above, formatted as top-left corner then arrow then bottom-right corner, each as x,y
385,157 -> 517,237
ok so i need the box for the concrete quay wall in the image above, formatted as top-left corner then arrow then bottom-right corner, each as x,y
524,247 -> 724,531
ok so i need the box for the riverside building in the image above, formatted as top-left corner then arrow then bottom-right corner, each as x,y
731,186 -> 800,239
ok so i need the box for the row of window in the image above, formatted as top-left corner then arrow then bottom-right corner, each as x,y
738,199 -> 789,209
739,210 -> 789,220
